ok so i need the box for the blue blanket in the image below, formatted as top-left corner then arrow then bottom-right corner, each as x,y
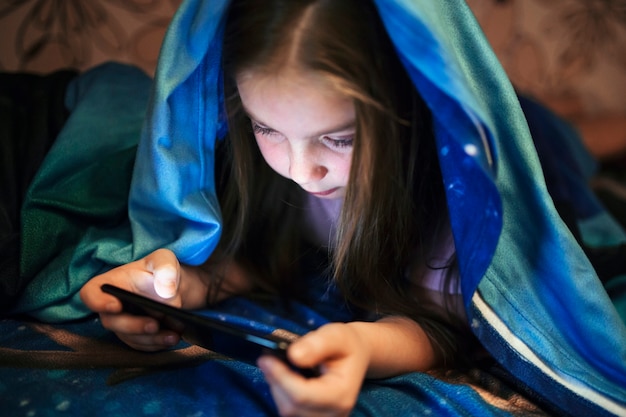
1,294 -> 551,417
7,0 -> 626,416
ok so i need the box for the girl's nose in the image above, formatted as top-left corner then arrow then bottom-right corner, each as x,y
289,148 -> 328,185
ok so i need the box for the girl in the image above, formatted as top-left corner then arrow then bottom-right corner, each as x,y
79,0 -> 626,416
82,1 -> 467,414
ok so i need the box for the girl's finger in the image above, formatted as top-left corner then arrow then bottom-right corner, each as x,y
258,354 -> 338,403
79,276 -> 125,313
142,249 -> 181,300
117,331 -> 181,352
99,312 -> 160,335
152,265 -> 180,299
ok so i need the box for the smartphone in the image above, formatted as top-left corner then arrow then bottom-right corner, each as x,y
101,284 -> 318,376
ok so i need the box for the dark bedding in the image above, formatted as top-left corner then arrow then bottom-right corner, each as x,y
0,69 -> 78,312
0,297 -> 550,417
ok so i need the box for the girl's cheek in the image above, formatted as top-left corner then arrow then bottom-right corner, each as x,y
336,155 -> 353,182
257,142 -> 291,177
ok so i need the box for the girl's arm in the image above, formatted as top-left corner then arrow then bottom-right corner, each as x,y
347,315 -> 438,378
278,315 -> 438,379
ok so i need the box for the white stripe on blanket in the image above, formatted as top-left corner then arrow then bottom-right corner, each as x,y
472,292 -> 626,417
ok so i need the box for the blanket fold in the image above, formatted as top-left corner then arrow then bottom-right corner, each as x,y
14,63 -> 152,320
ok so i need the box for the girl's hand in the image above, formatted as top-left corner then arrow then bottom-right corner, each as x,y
79,249 -> 186,351
257,322 -> 370,417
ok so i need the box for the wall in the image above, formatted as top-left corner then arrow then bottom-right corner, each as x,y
0,0 -> 182,77
468,0 -> 626,157
468,0 -> 626,116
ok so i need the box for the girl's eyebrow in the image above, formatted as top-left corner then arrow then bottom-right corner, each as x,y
244,109 -> 356,139
307,120 -> 356,138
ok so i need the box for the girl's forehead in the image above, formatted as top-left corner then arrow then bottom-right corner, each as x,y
237,69 -> 356,137
238,72 -> 350,108
237,68 -> 336,94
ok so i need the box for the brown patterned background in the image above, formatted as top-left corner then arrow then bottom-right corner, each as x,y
1,0 -> 625,157
0,0 -> 182,76
467,0 -> 626,157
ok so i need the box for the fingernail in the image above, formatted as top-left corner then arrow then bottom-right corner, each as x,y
144,322 -> 158,333
163,334 -> 178,346
153,267 -> 178,299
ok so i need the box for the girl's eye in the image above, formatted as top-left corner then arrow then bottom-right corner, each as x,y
323,136 -> 354,150
252,123 -> 277,136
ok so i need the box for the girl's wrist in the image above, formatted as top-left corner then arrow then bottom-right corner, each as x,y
178,265 -> 211,309
346,316 -> 437,379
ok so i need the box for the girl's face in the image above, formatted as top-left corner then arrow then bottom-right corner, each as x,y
237,70 -> 355,199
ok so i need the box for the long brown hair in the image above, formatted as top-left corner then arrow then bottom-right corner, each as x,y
217,0 -> 464,363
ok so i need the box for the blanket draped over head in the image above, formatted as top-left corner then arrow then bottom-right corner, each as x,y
13,0 -> 626,416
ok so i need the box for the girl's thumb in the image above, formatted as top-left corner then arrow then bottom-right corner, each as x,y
152,265 -> 179,299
